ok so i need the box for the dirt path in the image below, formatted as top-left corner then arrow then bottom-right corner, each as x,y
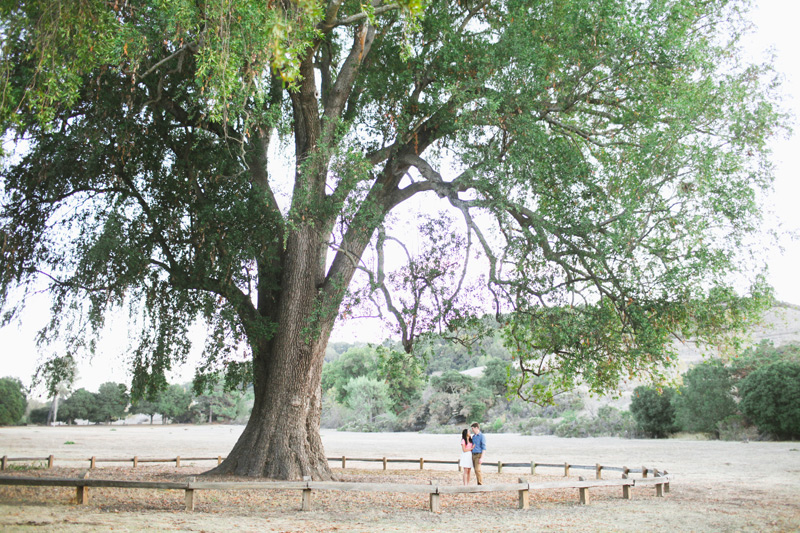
1,426 -> 799,531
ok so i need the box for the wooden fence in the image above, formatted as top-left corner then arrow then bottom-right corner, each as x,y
0,473 -> 672,513
0,454 -> 659,479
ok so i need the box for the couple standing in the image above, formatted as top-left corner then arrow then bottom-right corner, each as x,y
459,422 -> 486,485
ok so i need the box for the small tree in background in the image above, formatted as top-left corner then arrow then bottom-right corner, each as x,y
192,381 -> 251,423
376,346 -> 426,415
28,406 -> 51,425
344,376 -> 392,428
479,358 -> 510,398
321,347 -> 380,405
158,384 -> 194,424
131,398 -> 160,424
630,386 -> 677,438
674,360 -> 737,436
738,361 -> 800,440
90,382 -> 129,424
60,388 -> 95,424
0,377 -> 27,425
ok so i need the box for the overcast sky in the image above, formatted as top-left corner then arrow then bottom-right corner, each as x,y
1,1 -> 798,397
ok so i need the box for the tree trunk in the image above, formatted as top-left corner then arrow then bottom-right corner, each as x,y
205,220 -> 338,479
47,395 -> 60,426
205,326 -> 334,479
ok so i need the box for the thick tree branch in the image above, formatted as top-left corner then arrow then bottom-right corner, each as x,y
334,4 -> 400,28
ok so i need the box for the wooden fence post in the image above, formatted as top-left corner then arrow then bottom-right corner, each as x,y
622,466 -> 629,478
420,458 -> 424,470
564,463 -> 570,477
518,478 -> 529,510
642,466 -> 648,478
218,456 -> 222,465
428,481 -> 440,513
1,456 -> 6,470
176,456 -> 181,468
383,457 -> 387,470
530,461 -> 536,475
133,456 -> 138,468
90,456 -> 96,469
342,456 -> 346,469
595,463 -> 602,479
48,455 -> 54,469
498,461 -> 503,474
184,489 -> 195,511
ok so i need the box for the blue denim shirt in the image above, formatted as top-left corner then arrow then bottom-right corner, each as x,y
471,432 -> 486,454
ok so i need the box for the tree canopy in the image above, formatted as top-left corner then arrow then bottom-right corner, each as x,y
0,0 -> 786,478
0,377 -> 26,425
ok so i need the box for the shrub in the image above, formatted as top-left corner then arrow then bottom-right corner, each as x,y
738,361 -> 800,440
553,406 -> 636,438
630,386 -> 678,438
716,415 -> 758,442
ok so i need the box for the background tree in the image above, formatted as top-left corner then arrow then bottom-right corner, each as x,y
479,358 -> 511,398
192,381 -> 253,423
158,384 -> 194,424
343,375 -> 392,427
131,397 -> 161,425
730,341 -> 800,379
0,377 -> 27,425
90,382 -> 130,424
27,406 -> 51,425
738,361 -> 800,440
321,346 -> 380,404
0,0 -> 784,478
375,346 -> 426,415
60,388 -> 95,424
630,386 -> 678,438
674,360 -> 737,436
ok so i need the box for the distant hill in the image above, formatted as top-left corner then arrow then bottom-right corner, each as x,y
673,302 -> 800,367
581,302 -> 800,411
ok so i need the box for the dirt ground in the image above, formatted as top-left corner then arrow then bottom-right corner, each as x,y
1,425 -> 799,532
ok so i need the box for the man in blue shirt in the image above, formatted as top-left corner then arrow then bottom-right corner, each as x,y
470,422 -> 486,485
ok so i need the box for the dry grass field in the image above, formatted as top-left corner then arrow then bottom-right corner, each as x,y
1,425 -> 799,532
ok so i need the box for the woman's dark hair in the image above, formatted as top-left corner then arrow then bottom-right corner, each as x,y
461,428 -> 472,443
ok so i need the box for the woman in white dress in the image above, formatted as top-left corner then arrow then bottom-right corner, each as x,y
459,428 -> 474,485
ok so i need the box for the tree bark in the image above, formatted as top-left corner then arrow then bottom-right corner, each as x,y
205,313 -> 335,479
205,219 -> 338,479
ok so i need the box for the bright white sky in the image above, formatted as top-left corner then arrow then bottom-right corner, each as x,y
1,1 -> 799,398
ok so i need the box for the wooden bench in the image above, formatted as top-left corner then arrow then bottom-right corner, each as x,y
0,473 -> 672,513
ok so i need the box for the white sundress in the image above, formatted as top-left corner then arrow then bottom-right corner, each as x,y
459,440 -> 474,468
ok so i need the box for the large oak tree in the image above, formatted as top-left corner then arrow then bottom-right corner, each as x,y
0,0 -> 785,478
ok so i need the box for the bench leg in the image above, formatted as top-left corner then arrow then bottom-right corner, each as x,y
429,493 -> 441,513
579,487 -> 589,505
76,486 -> 89,505
184,489 -> 195,511
656,483 -> 664,497
302,489 -> 312,511
622,484 -> 632,500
